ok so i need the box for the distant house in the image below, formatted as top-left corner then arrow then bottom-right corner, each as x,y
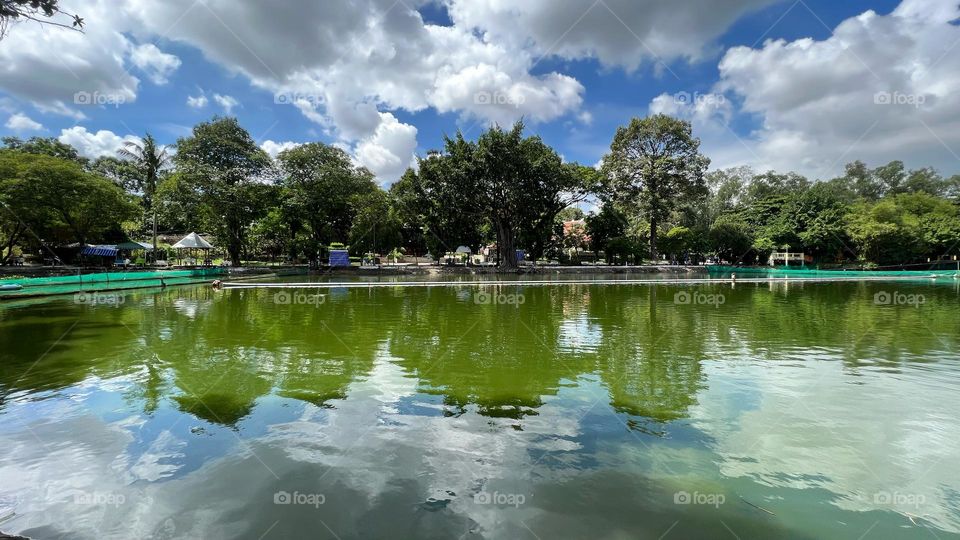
563,219 -> 591,245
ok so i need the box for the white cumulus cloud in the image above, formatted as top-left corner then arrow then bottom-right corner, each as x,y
353,113 -> 418,184
260,140 -> 301,158
5,113 -> 44,132
186,94 -> 208,109
58,126 -> 139,159
709,0 -> 960,177
213,94 -> 240,114
130,43 -> 182,85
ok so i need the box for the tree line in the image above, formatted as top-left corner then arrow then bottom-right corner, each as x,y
2,114 -> 959,268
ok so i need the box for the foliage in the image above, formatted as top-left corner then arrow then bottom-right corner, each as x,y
659,226 -> 692,260
0,0 -> 83,39
173,117 -> 274,266
349,189 -> 403,255
276,142 -> 377,263
602,114 -> 709,259
0,150 -> 135,256
2,136 -> 86,163
709,215 -> 754,263
585,205 -> 628,254
2,113 -> 959,269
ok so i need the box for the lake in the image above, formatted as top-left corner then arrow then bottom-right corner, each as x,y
1,277 -> 958,539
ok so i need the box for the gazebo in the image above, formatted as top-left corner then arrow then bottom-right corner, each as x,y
172,233 -> 214,266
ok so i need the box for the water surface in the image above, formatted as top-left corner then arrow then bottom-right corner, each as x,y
1,278 -> 958,539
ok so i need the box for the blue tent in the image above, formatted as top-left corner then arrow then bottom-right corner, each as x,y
81,246 -> 119,257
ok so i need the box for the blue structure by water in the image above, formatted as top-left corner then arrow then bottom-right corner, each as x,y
329,250 -> 351,267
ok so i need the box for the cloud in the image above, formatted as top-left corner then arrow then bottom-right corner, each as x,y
117,0 -> 596,180
213,94 -> 240,114
0,0 -> 139,119
353,113 -> 418,184
708,0 -> 960,177
260,140 -> 301,158
0,0 -> 794,182
130,43 -> 182,85
58,126 -> 139,159
5,113 -> 44,132
186,93 -> 208,109
446,0 -> 779,70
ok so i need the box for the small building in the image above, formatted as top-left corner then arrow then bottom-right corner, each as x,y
768,251 -> 811,267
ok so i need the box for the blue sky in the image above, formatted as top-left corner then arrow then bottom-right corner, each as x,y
1,0 -> 955,184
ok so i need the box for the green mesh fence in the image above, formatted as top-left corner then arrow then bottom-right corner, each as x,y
706,265 -> 960,278
0,268 -> 225,299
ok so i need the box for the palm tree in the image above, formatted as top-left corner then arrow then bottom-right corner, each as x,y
118,134 -> 171,259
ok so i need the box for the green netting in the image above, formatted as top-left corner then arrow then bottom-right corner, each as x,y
706,265 -> 960,278
0,269 -> 225,299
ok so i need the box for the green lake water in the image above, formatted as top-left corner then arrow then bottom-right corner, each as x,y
1,277 -> 959,539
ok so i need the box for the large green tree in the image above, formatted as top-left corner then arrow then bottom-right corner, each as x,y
276,142 -> 377,264
414,142 -> 486,258
469,122 -> 575,268
349,189 -> 403,256
1,136 -> 86,164
0,150 -> 135,254
118,134 -> 171,256
388,169 -> 429,258
602,114 -> 709,260
174,117 -> 273,266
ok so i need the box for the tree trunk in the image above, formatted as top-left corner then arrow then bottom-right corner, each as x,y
0,225 -> 24,265
228,216 -> 243,267
152,209 -> 158,262
496,220 -> 517,270
649,216 -> 658,262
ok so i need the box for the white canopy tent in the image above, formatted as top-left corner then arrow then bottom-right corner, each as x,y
173,233 -> 214,249
172,233 -> 215,266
